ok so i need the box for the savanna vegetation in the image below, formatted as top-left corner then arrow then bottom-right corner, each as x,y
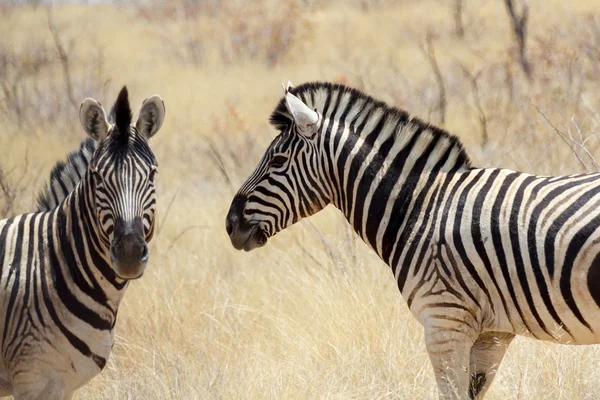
1,0 -> 600,398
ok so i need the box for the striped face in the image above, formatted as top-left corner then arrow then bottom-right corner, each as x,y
79,86 -> 165,279
226,88 -> 329,251
91,130 -> 158,252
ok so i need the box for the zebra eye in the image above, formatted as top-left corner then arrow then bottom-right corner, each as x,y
271,155 -> 287,169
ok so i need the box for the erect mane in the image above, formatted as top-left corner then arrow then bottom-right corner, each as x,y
269,81 -> 472,169
94,86 -> 142,165
36,138 -> 96,211
111,86 -> 132,147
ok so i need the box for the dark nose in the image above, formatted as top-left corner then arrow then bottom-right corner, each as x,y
225,194 -> 245,238
226,216 -> 235,236
112,234 -> 148,264
111,217 -> 148,265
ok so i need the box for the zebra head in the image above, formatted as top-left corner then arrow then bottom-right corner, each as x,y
226,82 -> 329,251
79,86 -> 165,279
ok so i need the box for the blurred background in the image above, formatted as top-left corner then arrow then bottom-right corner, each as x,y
1,0 -> 600,398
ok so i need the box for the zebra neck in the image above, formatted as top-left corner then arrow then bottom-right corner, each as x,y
322,117 -> 470,272
53,173 -> 128,312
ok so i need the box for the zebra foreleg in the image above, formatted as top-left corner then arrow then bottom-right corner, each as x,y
468,331 -> 515,399
424,322 -> 476,400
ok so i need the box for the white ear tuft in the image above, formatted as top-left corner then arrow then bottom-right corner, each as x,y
79,99 -> 109,142
286,81 -> 294,91
136,95 -> 166,139
285,92 -> 318,129
281,82 -> 287,95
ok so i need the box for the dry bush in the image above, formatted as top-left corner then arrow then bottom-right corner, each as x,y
138,0 -> 313,67
0,155 -> 33,218
0,11 -> 110,132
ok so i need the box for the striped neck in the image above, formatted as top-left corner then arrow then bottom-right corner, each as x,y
292,83 -> 472,264
53,169 -> 127,313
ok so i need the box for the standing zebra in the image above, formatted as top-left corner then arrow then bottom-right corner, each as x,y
226,81 -> 600,399
0,86 -> 165,399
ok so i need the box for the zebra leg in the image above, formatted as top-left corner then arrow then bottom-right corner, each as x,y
424,323 -> 476,400
468,331 -> 515,400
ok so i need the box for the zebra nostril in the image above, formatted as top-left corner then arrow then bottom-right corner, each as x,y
226,218 -> 234,237
140,244 -> 149,263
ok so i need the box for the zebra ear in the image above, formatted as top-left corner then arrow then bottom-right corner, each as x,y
79,99 -> 110,142
281,81 -> 295,95
136,95 -> 166,139
284,91 -> 318,130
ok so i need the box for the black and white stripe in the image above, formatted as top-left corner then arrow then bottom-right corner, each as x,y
36,138 -> 96,212
226,81 -> 600,399
0,87 -> 165,399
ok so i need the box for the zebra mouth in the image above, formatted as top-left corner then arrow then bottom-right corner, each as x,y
230,223 -> 268,251
109,239 -> 149,280
116,270 -> 145,281
110,256 -> 148,280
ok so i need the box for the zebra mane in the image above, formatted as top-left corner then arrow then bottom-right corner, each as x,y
269,81 -> 472,169
111,86 -> 132,148
36,138 -> 96,212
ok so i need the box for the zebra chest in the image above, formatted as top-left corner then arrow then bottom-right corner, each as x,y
3,318 -> 115,394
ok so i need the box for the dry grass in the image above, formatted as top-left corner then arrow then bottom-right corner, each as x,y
2,0 -> 600,398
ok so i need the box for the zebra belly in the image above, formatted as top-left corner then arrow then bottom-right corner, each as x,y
424,169 -> 600,345
404,239 -> 600,345
501,232 -> 600,345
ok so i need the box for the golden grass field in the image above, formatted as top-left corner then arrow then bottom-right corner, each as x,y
2,0 -> 600,398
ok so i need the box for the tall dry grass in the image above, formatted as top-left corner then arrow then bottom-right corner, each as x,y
2,0 -> 600,398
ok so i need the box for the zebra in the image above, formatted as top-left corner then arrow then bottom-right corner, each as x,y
226,81 -> 600,399
0,86 -> 165,399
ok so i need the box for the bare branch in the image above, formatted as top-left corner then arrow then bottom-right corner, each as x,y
530,101 -> 592,172
453,0 -> 465,38
202,134 -> 235,192
47,9 -> 78,109
421,32 -> 446,126
504,0 -> 532,80
156,185 -> 182,238
460,64 -> 488,147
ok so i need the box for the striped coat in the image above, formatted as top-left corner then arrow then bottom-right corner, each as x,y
0,87 -> 165,399
226,81 -> 600,399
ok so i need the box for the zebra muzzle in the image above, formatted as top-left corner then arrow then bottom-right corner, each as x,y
226,195 -> 269,251
110,218 -> 149,280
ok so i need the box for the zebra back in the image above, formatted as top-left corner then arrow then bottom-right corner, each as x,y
36,138 -> 96,211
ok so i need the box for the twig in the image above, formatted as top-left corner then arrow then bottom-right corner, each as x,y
202,134 -> 234,192
460,63 -> 488,147
530,101 -> 590,172
301,219 -> 341,267
504,0 -> 532,80
453,0 -> 465,38
421,32 -> 446,126
167,225 -> 209,253
156,185 -> 182,237
47,9 -> 77,109
291,234 -> 323,270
